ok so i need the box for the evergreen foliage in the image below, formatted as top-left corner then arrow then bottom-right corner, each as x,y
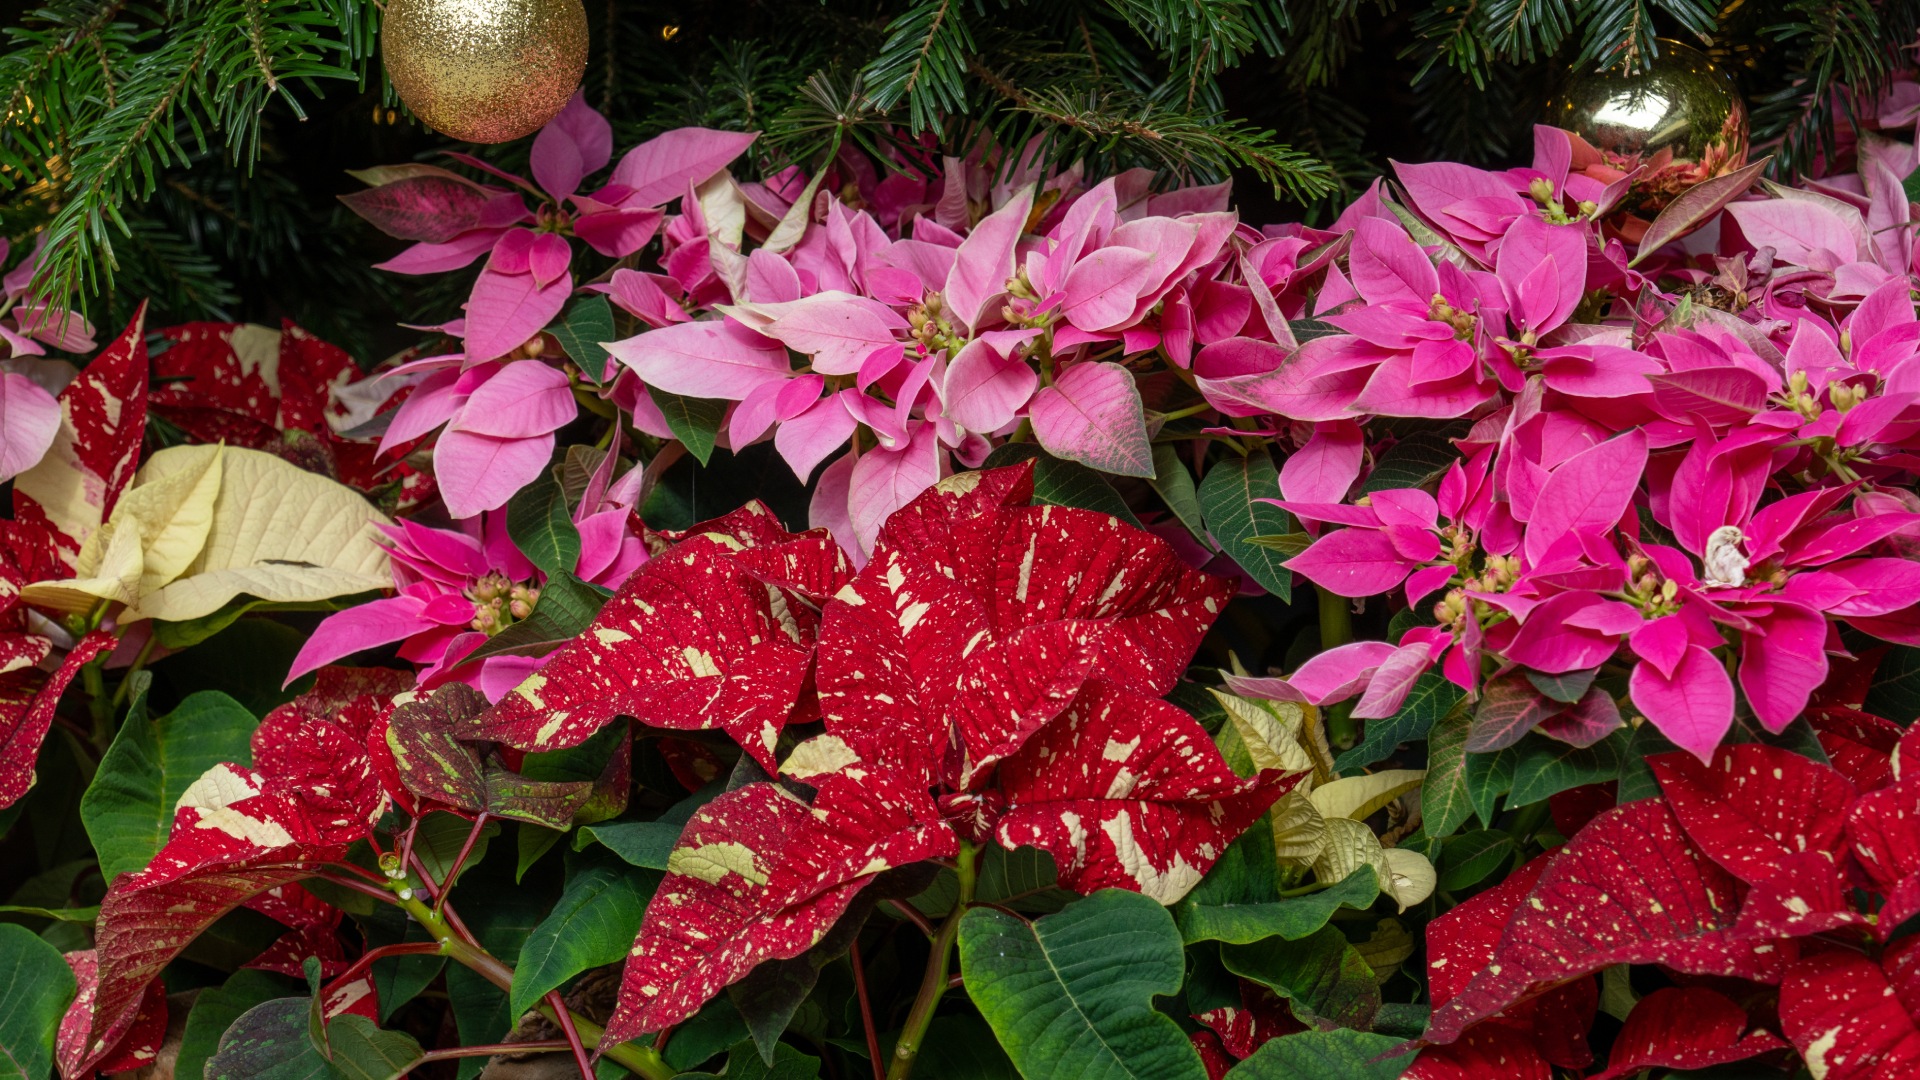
1,0 -> 1916,331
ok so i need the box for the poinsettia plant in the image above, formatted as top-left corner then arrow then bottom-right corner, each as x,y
11,45 -> 1920,1080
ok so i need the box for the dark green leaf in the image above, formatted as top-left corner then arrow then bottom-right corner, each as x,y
445,879 -> 557,1080
1198,452 -> 1293,600
674,1040 -> 821,1080
654,390 -> 729,466
1438,831 -> 1515,891
352,907 -> 441,1023
1526,668 -> 1598,705
1507,730 -> 1628,808
982,444 -> 1140,525
82,690 -> 258,882
1222,1029 -> 1414,1079
153,597 -> 364,650
1466,673 -> 1553,753
177,970 -> 303,1080
1466,745 -> 1518,829
205,998 -> 333,1080
520,719 -> 631,825
516,824 -> 564,883
0,923 -> 77,1080
409,812 -> 499,893
1359,432 -> 1458,495
1149,444 -> 1211,547
573,782 -> 721,869
461,572 -> 609,663
509,853 -> 659,1017
1867,645 -> 1920,723
959,889 -> 1207,1080
1220,924 -> 1379,1029
1336,673 -> 1464,772
1177,866 -> 1380,945
551,296 -> 617,383
507,473 -> 582,582
910,844 -> 1070,917
902,1015 -> 1018,1080
324,1015 -> 421,1080
1421,707 -> 1475,839
1243,532 -> 1312,557
1288,319 -> 1342,342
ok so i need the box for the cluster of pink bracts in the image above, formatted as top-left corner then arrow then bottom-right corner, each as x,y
291,86 -> 1920,765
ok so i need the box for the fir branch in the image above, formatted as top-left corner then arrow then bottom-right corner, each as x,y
1016,85 -> 1336,198
865,0 -> 978,130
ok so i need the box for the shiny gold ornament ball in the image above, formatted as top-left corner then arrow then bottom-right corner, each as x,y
1546,40 -> 1749,214
382,0 -> 588,143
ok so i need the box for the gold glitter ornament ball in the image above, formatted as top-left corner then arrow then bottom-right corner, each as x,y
382,0 -> 588,143
1546,40 -> 1749,214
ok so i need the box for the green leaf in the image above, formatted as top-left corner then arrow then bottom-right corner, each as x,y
205,998 -> 333,1080
1867,645 -> 1920,723
551,296 -> 617,383
516,824 -> 565,883
153,596 -> 365,650
409,812 -> 500,893
177,970 -> 303,1080
959,889 -> 1207,1080
0,904 -> 96,923
462,572 -> 608,663
324,1015 -> 422,1080
1149,444 -> 1211,548
982,444 -> 1141,525
900,1015 -> 1018,1080
1526,668 -> 1598,705
509,852 -> 660,1017
654,390 -> 729,466
1176,866 -> 1380,945
1220,924 -> 1380,1029
1222,1029 -> 1415,1079
0,923 -> 77,1080
1421,706 -> 1475,839
82,690 -> 258,882
1466,744 -> 1518,828
910,844 -> 1070,918
1507,730 -> 1628,808
1336,673 -> 1464,772
351,907 -> 442,1023
1199,452 -> 1293,600
1439,831 -> 1515,891
445,880 -> 557,1080
573,782 -> 720,869
506,473 -> 582,582
1359,431 -> 1459,494
675,1040 -> 821,1080
520,719 -> 631,825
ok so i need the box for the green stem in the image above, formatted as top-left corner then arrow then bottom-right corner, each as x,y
887,841 -> 978,1080
395,893 -> 674,1080
108,634 -> 157,712
83,659 -> 111,751
1318,587 -> 1359,747
1158,401 -> 1214,422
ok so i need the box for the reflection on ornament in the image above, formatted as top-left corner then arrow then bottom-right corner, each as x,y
1547,40 -> 1748,216
382,0 -> 588,143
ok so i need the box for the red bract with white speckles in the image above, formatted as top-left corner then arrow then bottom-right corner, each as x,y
1589,987 -> 1786,1080
1422,799 -> 1777,1049
1779,944 -> 1920,1080
473,504 -> 843,771
992,681 -> 1293,902
601,771 -> 957,1041
602,463 -> 1281,1040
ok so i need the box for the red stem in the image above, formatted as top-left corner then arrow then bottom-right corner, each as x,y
331,941 -> 442,992
884,899 -> 935,938
434,812 -> 489,916
314,872 -> 401,906
652,1025 -> 674,1057
409,1040 -> 572,1065
546,990 -> 595,1080
851,938 -> 884,1080
331,861 -> 391,886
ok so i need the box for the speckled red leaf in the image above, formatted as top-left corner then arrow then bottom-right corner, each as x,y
1405,1024 -> 1550,1080
245,882 -> 349,977
1190,1030 -> 1234,1080
1192,980 -> 1304,1060
78,734 -> 387,1074
1807,706 -> 1901,792
659,736 -> 727,791
1845,771 -> 1920,930
1588,987 -> 1786,1080
322,968 -> 382,1023
151,321 -> 357,435
816,466 -> 1233,785
992,681 -> 1292,904
0,629 -> 114,809
603,772 -> 957,1041
13,308 -> 150,559
57,951 -> 167,1079
1780,943 -> 1920,1080
476,532 -> 821,772
1651,745 -> 1855,887
1423,800 -> 1782,1048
